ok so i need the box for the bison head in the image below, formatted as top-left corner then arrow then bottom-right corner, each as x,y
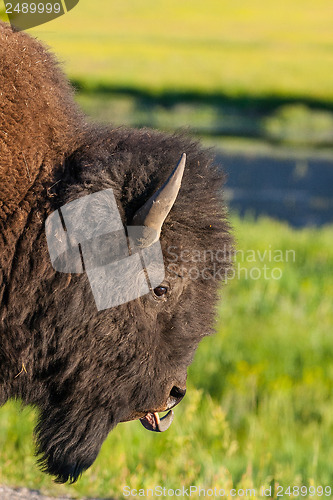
1,128 -> 232,483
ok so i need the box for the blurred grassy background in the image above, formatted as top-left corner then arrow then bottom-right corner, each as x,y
2,0 -> 333,150
26,0 -> 333,99
1,0 -> 333,497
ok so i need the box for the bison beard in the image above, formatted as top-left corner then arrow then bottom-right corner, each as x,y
0,21 -> 233,483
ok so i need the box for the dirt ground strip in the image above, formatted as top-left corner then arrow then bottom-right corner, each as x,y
0,485 -> 111,500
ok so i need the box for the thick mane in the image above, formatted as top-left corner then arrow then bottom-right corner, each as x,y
0,21 -> 84,221
60,125 -> 229,238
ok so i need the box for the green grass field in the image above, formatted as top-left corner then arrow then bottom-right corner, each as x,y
2,0 -> 333,101
0,217 -> 332,499
28,0 -> 333,101
2,1 -> 333,147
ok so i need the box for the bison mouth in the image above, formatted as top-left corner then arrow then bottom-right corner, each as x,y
140,409 -> 174,432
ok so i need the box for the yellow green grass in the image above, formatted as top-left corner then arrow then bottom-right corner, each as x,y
2,1 -> 333,148
0,217 -> 332,499
1,0 -> 333,101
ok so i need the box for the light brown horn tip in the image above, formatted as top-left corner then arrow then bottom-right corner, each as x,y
131,153 -> 187,239
178,153 -> 186,172
168,152 -> 186,187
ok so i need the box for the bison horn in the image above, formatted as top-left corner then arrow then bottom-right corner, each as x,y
131,153 -> 186,243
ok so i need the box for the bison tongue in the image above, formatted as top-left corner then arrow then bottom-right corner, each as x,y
140,410 -> 174,432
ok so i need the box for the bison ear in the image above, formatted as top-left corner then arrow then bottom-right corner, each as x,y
131,153 -> 186,243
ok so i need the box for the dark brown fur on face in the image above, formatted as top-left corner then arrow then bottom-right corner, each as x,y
0,21 -> 233,483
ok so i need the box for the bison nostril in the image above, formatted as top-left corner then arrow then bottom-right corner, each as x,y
165,385 -> 187,410
170,386 -> 186,402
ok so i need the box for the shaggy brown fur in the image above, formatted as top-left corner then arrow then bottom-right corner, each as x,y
0,21 -> 233,483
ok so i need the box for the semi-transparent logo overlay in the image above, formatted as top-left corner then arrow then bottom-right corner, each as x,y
45,189 -> 165,311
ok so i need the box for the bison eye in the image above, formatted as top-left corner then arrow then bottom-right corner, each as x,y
153,286 -> 168,298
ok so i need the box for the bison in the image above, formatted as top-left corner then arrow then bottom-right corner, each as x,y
0,21 -> 232,483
